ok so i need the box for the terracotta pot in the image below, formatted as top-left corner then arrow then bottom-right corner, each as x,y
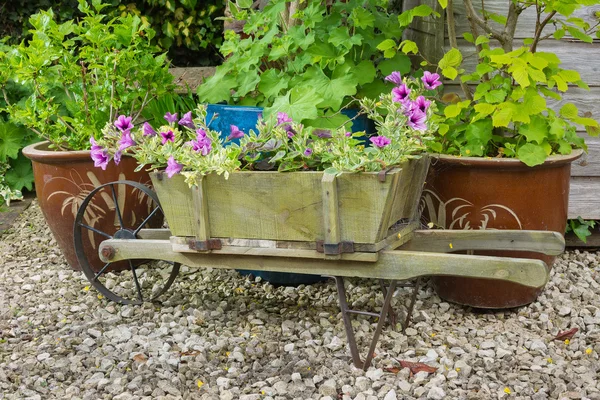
422,151 -> 582,309
23,141 -> 155,271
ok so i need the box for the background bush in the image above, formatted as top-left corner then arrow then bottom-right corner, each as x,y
0,0 -> 225,66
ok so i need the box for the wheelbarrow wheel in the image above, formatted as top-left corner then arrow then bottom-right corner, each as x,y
73,180 -> 180,305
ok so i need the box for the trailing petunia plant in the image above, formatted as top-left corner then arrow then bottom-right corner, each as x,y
3,0 -> 176,151
93,72 -> 437,185
197,0 -> 438,129
429,0 -> 600,166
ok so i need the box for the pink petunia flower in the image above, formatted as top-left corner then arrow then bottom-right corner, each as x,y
228,125 -> 244,140
142,122 -> 157,137
422,71 -> 442,90
370,136 -> 391,148
384,71 -> 402,86
392,84 -> 411,103
114,115 -> 133,132
407,109 -> 427,131
165,156 -> 183,178
161,130 -> 175,144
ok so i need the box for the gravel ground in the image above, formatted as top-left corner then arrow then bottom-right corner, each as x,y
1,201 -> 599,400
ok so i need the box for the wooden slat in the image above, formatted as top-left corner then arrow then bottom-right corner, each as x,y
447,2 -> 600,41
571,134 -> 600,177
568,176 -> 600,219
169,237 -> 379,262
565,232 -> 600,248
192,176 -> 211,241
137,228 -> 171,240
322,173 -> 341,259
100,239 -> 549,289
403,0 -> 446,65
400,229 -> 565,255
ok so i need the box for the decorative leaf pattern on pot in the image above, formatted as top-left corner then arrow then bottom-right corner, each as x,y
420,189 -> 522,230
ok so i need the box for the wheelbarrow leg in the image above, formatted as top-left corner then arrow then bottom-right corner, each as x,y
334,277 -> 398,370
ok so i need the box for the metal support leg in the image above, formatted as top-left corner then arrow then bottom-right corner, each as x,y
402,277 -> 422,332
335,276 -> 399,370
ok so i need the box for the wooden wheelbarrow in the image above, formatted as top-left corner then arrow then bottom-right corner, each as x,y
73,157 -> 563,369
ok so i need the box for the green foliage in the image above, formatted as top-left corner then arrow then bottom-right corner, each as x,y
431,0 -> 600,166
1,2 -> 177,151
566,217 -> 596,243
0,162 -> 23,207
197,0 -> 434,128
0,0 -> 225,66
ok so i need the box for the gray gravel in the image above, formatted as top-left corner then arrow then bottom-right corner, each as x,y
1,201 -> 599,399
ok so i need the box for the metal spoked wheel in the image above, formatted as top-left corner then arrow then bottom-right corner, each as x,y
73,180 -> 180,305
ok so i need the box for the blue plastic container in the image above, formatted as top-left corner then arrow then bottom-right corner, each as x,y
205,104 -> 373,286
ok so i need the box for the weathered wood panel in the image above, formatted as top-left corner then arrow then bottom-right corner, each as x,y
151,159 -> 428,245
447,2 -> 600,40
403,0 -> 446,64
170,67 -> 216,92
571,134 -> 600,177
568,177 -> 600,219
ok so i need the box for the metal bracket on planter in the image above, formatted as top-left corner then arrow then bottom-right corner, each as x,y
316,240 -> 354,255
188,238 -> 222,251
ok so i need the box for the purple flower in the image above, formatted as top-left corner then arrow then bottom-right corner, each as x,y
178,111 -> 195,129
90,136 -> 102,151
114,115 -> 133,132
422,71 -> 442,90
392,84 -> 411,103
314,129 -> 332,139
303,148 -> 313,157
164,112 -> 178,124
91,147 -> 109,170
277,112 -> 293,126
407,109 -> 428,131
370,136 -> 391,148
142,122 -> 157,137
113,150 -> 122,165
286,127 -> 296,138
345,132 -> 352,137
165,156 -> 183,178
412,96 -> 431,113
118,130 -> 136,151
161,130 -> 175,144
384,71 -> 402,86
189,129 -> 212,156
228,125 -> 244,140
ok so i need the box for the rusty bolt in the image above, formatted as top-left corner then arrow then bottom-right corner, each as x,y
101,246 -> 115,260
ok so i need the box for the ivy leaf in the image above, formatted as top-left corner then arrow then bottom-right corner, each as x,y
258,69 -> 289,100
517,143 -> 547,166
0,121 -> 27,162
265,86 -> 323,122
518,115 -> 549,144
6,153 -> 34,191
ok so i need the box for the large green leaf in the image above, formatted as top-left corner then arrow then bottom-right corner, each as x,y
517,143 -> 547,166
265,86 -> 323,122
465,118 -> 493,155
258,69 -> 289,100
518,115 -> 549,144
6,153 -> 34,191
0,121 -> 27,162
196,68 -> 236,104
377,53 -> 412,76
302,66 -> 357,111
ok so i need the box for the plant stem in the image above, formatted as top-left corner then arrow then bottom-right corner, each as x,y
531,10 -> 557,53
80,61 -> 90,124
447,0 -> 473,100
33,80 -> 78,137
463,0 -> 505,44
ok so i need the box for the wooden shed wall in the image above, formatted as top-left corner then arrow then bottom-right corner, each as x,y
404,0 -> 600,219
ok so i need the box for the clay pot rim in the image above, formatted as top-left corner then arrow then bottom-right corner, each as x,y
429,149 -> 583,169
22,141 -> 92,164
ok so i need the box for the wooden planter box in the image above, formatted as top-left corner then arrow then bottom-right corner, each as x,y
150,157 -> 429,250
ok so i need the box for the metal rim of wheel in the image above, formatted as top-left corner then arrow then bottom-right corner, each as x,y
73,180 -> 180,305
